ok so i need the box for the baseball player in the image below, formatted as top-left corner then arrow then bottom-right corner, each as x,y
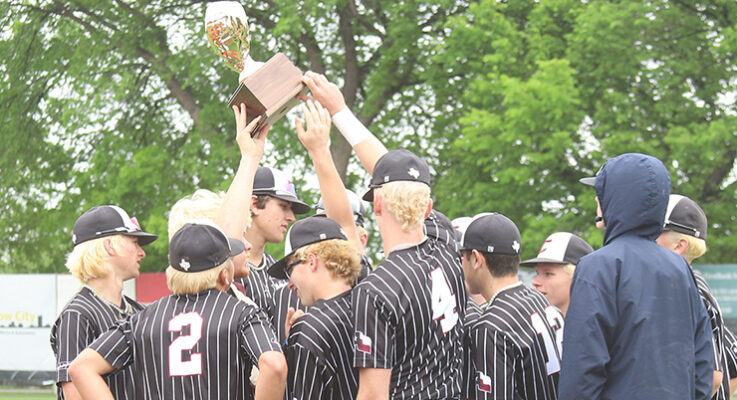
656,194 -> 730,399
724,328 -> 737,396
69,221 -> 287,400
270,100 -> 367,343
521,232 -> 594,317
50,205 -> 157,400
461,213 -> 562,399
267,216 -> 363,399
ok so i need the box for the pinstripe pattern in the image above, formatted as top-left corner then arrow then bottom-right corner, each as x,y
50,287 -> 143,400
724,327 -> 737,380
352,211 -> 467,399
693,270 -> 730,400
90,289 -> 282,400
286,290 -> 357,399
461,299 -> 484,399
470,283 -> 561,400
236,253 -> 278,320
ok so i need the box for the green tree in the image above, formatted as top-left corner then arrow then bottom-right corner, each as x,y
427,0 -> 737,263
0,0 -> 468,271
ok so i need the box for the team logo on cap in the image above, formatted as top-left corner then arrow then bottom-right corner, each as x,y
355,331 -> 372,354
179,259 -> 191,271
512,240 -> 520,253
408,167 -> 420,179
477,371 -> 492,393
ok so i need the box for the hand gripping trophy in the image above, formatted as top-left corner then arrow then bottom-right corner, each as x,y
206,1 -> 307,135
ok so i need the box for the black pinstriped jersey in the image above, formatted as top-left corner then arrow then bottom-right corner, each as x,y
470,282 -> 562,400
693,269 -> 730,400
89,288 -> 282,400
236,253 -> 277,320
286,290 -> 357,399
352,210 -> 467,399
50,287 -> 143,400
273,255 -> 372,343
724,327 -> 737,380
461,299 -> 484,399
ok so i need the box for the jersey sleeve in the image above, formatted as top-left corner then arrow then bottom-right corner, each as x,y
286,341 -> 328,400
724,327 -> 737,378
88,319 -> 135,370
239,305 -> 283,364
473,324 -> 517,400
51,310 -> 95,383
352,286 -> 394,369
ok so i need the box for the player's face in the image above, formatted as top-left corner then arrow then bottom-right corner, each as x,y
595,196 -> 605,230
532,263 -> 572,312
286,258 -> 316,306
655,232 -> 678,252
109,235 -> 145,281
231,238 -> 253,279
252,197 -> 296,243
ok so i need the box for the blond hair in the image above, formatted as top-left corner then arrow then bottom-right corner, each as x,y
165,259 -> 231,295
562,263 -> 576,276
664,230 -> 707,263
375,181 -> 430,232
65,235 -> 129,283
290,239 -> 362,285
168,189 -> 227,240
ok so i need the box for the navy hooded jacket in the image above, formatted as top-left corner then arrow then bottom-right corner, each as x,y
558,153 -> 713,400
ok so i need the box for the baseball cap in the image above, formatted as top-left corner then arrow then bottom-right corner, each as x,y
268,216 -> 348,280
663,194 -> 707,239
253,166 -> 310,214
362,149 -> 431,201
314,189 -> 368,227
73,205 -> 158,246
460,213 -> 521,255
169,221 -> 245,273
451,216 -> 473,242
520,232 -> 594,267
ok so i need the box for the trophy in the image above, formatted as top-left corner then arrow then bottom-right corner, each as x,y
205,1 -> 307,136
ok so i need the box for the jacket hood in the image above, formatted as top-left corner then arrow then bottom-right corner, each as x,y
595,153 -> 670,244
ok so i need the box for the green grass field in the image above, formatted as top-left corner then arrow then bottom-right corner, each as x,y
0,392 -> 54,400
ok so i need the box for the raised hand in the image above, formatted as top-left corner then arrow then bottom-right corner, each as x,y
295,100 -> 331,154
232,103 -> 270,162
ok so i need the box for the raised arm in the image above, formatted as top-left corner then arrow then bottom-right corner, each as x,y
296,100 -> 360,250
216,103 -> 270,243
301,72 -> 387,175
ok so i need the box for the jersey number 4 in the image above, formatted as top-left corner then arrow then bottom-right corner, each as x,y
168,312 -> 204,377
430,267 -> 459,333
530,306 -> 563,375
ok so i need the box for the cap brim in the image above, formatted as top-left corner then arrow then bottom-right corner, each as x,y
361,188 -> 374,202
125,231 -> 158,246
227,238 -> 245,257
256,192 -> 311,214
267,257 -> 289,280
579,176 -> 596,186
519,257 -> 569,267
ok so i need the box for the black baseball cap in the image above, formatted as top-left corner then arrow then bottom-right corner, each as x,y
253,166 -> 310,214
169,221 -> 245,273
314,189 -> 368,227
520,232 -> 594,267
663,194 -> 708,239
362,149 -> 431,201
72,205 -> 158,246
268,216 -> 348,280
460,213 -> 521,255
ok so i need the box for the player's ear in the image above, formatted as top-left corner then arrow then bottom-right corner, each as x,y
218,268 -> 231,287
373,193 -> 383,217
250,195 -> 261,216
307,253 -> 318,272
424,198 -> 433,219
471,249 -> 484,271
675,237 -> 689,254
104,239 -> 115,256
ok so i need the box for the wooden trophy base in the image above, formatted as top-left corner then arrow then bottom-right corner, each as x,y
227,53 -> 308,136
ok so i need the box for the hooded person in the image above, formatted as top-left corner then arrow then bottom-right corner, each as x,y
559,153 -> 713,400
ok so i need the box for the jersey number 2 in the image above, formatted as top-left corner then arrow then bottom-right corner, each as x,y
430,267 -> 459,333
168,312 -> 204,377
530,307 -> 562,375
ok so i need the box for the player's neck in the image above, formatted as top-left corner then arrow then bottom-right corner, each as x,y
482,275 -> 519,303
86,272 -> 125,308
315,280 -> 352,302
380,222 -> 425,256
245,230 -> 266,265
559,302 -> 569,318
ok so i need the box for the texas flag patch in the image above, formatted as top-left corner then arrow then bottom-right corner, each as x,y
477,371 -> 492,393
355,331 -> 372,354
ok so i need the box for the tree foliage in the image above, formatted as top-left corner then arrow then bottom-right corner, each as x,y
1,0 -> 736,272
